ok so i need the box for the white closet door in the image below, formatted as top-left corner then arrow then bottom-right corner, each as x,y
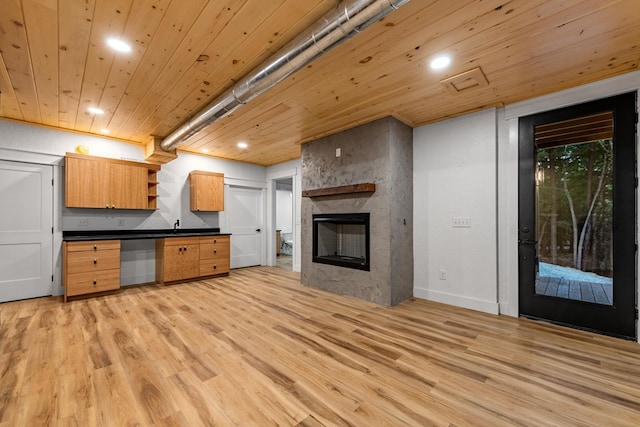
0,160 -> 53,302
228,186 -> 262,268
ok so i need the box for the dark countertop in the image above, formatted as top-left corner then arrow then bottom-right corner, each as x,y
63,228 -> 231,242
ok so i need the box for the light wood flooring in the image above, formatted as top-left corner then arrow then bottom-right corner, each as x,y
276,254 -> 293,270
1,266 -> 640,426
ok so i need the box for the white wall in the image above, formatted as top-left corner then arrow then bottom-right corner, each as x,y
413,109 -> 499,314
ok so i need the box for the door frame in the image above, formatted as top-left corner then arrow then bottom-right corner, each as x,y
518,92 -> 637,339
223,180 -> 267,267
267,165 -> 300,271
0,156 -> 57,300
501,71 -> 640,342
0,148 -> 64,297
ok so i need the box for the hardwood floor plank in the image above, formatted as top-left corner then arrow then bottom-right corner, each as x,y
1,266 -> 640,426
167,369 -> 235,426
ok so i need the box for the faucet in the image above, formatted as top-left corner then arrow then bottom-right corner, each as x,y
173,219 -> 180,232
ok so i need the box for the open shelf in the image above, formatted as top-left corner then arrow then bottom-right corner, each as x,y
148,170 -> 158,209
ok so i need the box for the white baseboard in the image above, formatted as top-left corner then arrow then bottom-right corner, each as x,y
413,287 -> 500,315
499,302 -> 518,317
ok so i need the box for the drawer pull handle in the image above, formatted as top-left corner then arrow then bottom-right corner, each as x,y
214,249 -> 217,254
105,204 -> 109,208
213,265 -> 217,270
94,244 -> 97,250
214,239 -> 217,243
93,259 -> 97,264
179,247 -> 182,252
93,280 -> 97,285
184,246 -> 187,251
111,205 -> 115,209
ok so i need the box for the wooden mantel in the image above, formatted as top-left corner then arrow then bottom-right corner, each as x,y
302,183 -> 375,198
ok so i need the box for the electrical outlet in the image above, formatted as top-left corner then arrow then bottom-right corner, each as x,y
336,147 -> 341,157
77,218 -> 88,226
439,269 -> 447,280
452,217 -> 471,228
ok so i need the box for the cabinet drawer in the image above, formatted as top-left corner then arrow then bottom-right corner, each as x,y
66,240 -> 121,252
66,249 -> 120,275
65,269 -> 120,297
163,237 -> 200,246
199,235 -> 230,245
199,243 -> 230,261
199,259 -> 230,276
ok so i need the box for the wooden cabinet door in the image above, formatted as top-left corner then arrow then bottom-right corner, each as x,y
110,163 -> 148,209
161,238 -> 200,282
163,245 -> 185,282
65,153 -> 159,209
181,243 -> 200,279
190,171 -> 224,211
65,157 -> 109,208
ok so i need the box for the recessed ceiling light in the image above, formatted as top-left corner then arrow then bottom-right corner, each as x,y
106,38 -> 132,53
88,107 -> 104,115
202,148 -> 209,153
237,142 -> 248,149
100,129 -> 109,134
430,55 -> 451,70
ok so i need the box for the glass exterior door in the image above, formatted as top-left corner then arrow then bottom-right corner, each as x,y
518,93 -> 637,339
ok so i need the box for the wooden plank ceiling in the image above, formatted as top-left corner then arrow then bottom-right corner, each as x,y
0,0 -> 638,166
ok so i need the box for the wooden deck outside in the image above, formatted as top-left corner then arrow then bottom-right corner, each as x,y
1,266 -> 640,426
536,275 -> 613,305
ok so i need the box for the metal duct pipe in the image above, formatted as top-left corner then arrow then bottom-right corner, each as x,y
160,0 -> 410,152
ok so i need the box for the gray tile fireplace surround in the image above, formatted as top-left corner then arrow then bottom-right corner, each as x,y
301,116 -> 413,306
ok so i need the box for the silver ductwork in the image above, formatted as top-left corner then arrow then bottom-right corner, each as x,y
159,0 -> 410,152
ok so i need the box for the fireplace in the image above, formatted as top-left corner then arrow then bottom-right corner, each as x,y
312,213 -> 370,271
302,116 -> 413,306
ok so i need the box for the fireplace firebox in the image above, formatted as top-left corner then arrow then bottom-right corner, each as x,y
312,213 -> 370,271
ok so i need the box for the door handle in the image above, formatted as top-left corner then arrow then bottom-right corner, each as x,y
518,239 -> 538,246
256,228 -> 261,232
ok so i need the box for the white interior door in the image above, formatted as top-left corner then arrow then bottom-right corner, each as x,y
0,160 -> 53,302
228,186 -> 262,268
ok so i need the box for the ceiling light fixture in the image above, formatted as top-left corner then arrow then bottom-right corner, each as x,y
202,148 -> 209,153
106,38 -> 132,53
237,142 -> 248,149
430,55 -> 451,70
100,129 -> 109,134
87,107 -> 104,115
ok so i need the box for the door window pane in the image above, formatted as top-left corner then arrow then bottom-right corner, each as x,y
534,113 -> 613,305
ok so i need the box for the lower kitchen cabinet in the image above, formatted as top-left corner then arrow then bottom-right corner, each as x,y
156,235 -> 230,283
63,240 -> 121,302
156,237 -> 200,283
62,233 -> 231,299
199,235 -> 230,276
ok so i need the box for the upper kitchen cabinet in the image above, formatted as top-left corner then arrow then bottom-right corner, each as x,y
189,171 -> 224,212
65,153 -> 160,209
